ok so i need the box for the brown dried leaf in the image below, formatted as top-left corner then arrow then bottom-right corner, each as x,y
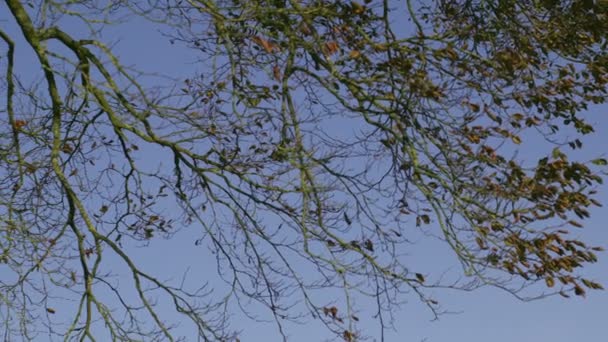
252,36 -> 276,53
322,41 -> 340,56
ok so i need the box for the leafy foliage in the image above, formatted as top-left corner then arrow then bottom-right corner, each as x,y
0,0 -> 606,341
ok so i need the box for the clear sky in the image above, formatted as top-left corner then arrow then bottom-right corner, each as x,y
1,2 -> 607,342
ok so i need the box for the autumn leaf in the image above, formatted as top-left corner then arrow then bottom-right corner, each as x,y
298,22 -> 312,36
13,120 -> 27,130
322,41 -> 340,56
252,36 -> 276,53
46,308 -> 56,314
61,143 -> 74,153
351,2 -> 365,15
475,237 -> 487,249
582,279 -> 604,290
511,113 -> 525,121
467,102 -> 481,112
349,50 -> 361,59
273,65 -> 281,81
84,248 -> 94,258
323,306 -> 338,319
467,133 -> 481,144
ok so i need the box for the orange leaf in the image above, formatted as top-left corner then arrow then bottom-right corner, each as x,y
322,41 -> 340,56
13,120 -> 27,129
252,36 -> 276,54
273,65 -> 281,81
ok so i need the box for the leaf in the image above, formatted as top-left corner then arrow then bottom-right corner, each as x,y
324,306 -> 338,318
322,41 -> 340,56
100,205 -> 109,214
349,50 -> 361,59
545,277 -> 555,288
592,158 -> 608,166
486,110 -> 503,124
467,133 -> 481,144
511,135 -> 522,145
581,279 -> 604,290
364,239 -> 374,252
252,36 -> 276,53
248,97 -> 261,107
273,65 -> 281,81
511,113 -> 525,121
84,248 -> 94,258
61,143 -> 74,153
475,237 -> 487,249
298,22 -> 312,36
415,273 -> 425,283
13,120 -> 27,129
46,308 -> 56,314
343,212 -> 352,225
467,102 -> 480,112
351,2 -> 365,14
552,147 -> 562,159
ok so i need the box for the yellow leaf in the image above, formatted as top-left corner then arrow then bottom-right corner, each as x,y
511,113 -> 525,121
349,50 -> 361,59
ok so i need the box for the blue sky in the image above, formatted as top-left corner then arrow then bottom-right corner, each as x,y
1,3 -> 607,341
97,12 -> 608,342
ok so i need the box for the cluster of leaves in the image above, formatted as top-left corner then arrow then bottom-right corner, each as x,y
0,0 -> 606,341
